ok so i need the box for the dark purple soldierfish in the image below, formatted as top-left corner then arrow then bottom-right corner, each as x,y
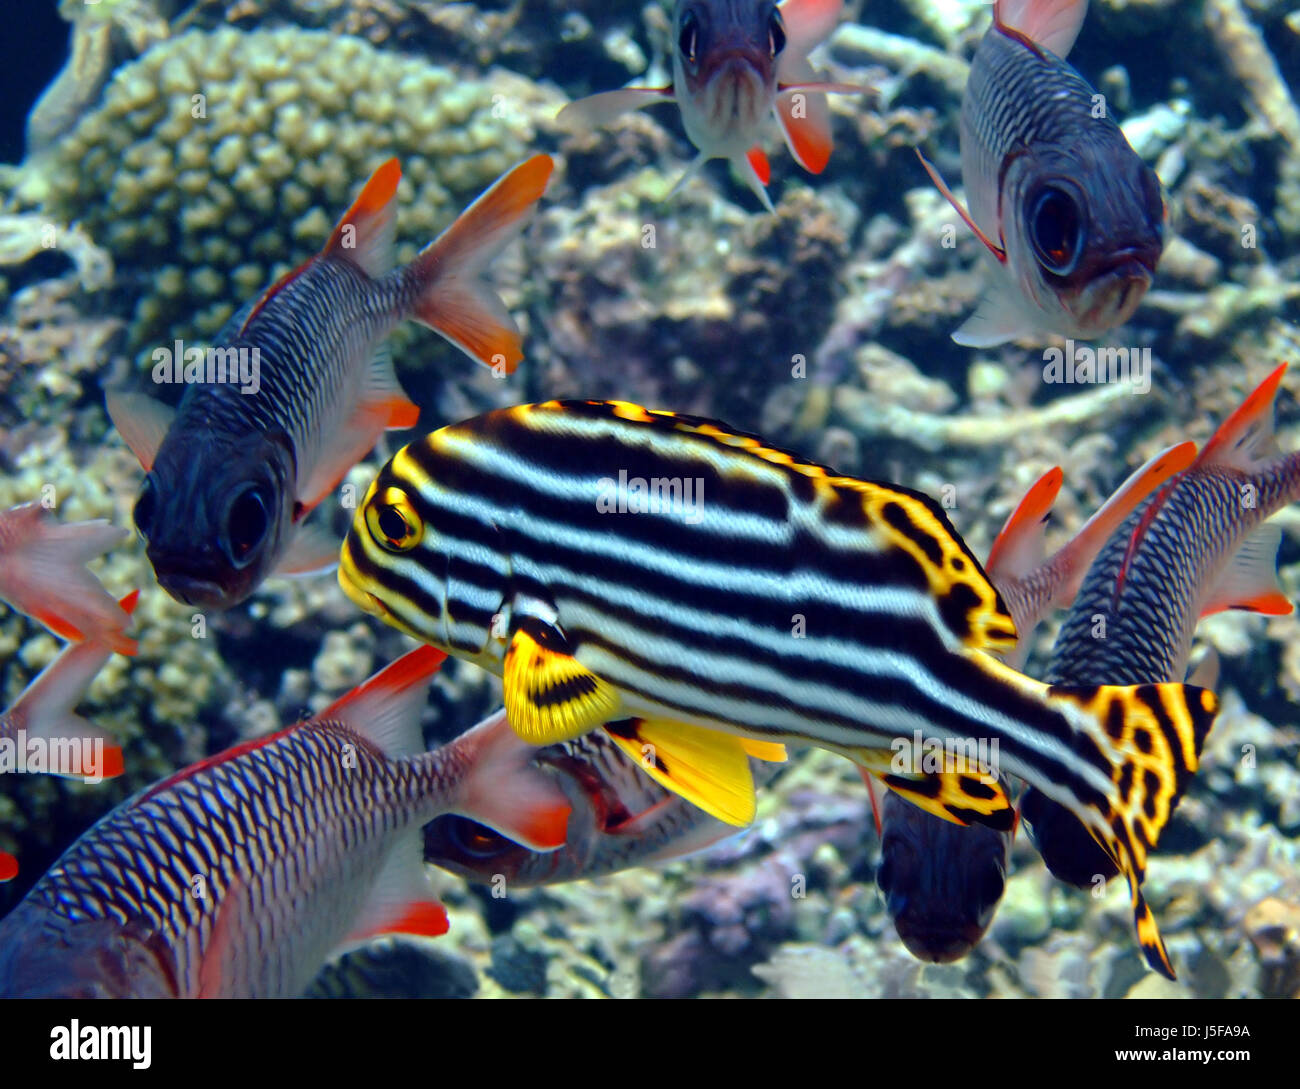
558,0 -> 860,211
0,647 -> 570,998
107,155 -> 553,610
919,0 -> 1164,346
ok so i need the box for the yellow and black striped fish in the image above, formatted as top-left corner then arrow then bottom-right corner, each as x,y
338,399 -> 1218,978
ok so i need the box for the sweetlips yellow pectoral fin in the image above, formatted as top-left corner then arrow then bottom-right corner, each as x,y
603,718 -> 760,827
503,619 -> 622,745
849,748 -> 1015,832
740,738 -> 787,763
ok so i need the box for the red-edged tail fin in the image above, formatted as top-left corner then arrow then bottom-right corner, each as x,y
406,155 -> 554,374
1194,363 -> 1287,473
915,150 -> 1007,262
0,504 -> 137,656
995,0 -> 1088,58
443,708 -> 572,851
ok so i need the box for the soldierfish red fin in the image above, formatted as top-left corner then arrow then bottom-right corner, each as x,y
105,389 -> 175,473
341,830 -> 450,949
1194,363 -> 1287,473
859,768 -> 884,838
0,505 -> 138,656
315,645 -> 447,758
440,708 -> 572,851
995,0 -> 1089,60
775,84 -> 833,175
1200,523 -> 1291,617
772,0 -> 849,175
323,157 -> 401,278
915,150 -> 1008,264
6,636 -> 126,780
408,154 -> 554,374
747,147 -> 772,187
0,853 -> 17,882
734,151 -> 776,212
604,717 -> 760,827
503,615 -> 622,745
555,86 -> 675,129
986,466 -> 1064,583
197,870 -> 250,998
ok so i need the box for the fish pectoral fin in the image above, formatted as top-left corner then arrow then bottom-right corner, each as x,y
603,718 -> 758,827
323,157 -> 400,277
666,153 -> 710,206
914,149 -> 1007,265
555,86 -> 675,130
952,278 -> 1037,348
407,154 -> 554,374
105,389 -> 175,472
740,737 -> 788,763
734,151 -> 776,212
341,830 -> 450,950
1200,523 -> 1292,617
268,522 -> 341,580
503,617 -> 622,745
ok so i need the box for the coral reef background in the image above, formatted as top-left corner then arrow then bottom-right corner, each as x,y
0,0 -> 1298,997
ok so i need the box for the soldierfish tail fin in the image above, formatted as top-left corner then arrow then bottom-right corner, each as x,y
406,154 -> 554,374
555,86 -> 674,130
995,0 -> 1089,59
0,504 -> 136,656
6,636 -> 127,780
437,708 -> 571,851
1046,681 -> 1218,979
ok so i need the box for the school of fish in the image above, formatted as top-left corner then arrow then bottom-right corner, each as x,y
0,0 -> 1295,999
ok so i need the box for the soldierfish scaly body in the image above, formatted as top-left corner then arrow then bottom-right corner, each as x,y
0,648 -> 569,998
108,155 -> 553,610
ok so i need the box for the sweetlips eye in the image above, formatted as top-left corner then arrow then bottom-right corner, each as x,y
448,817 -> 512,859
1028,185 -> 1085,276
679,10 -> 699,63
133,478 -> 157,540
224,485 -> 270,566
365,486 -> 423,553
769,11 -> 786,56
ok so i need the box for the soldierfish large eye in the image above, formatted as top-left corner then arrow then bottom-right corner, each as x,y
133,477 -> 157,541
769,11 -> 786,57
366,486 -> 423,553
224,485 -> 270,567
679,9 -> 699,64
1028,185 -> 1085,276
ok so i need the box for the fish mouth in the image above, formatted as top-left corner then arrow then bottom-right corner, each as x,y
893,921 -> 984,963
693,56 -> 770,135
336,556 -> 386,619
155,570 -> 236,609
1075,256 -> 1156,332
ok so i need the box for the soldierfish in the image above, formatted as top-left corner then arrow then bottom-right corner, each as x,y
557,0 -> 859,211
865,442 -> 1193,963
0,647 -> 570,998
919,0 -> 1164,346
426,722 -> 771,886
338,398 -> 1219,977
107,155 -> 553,610
0,503 -> 137,655
1017,364 -> 1300,887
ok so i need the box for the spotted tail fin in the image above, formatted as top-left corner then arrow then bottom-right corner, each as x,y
1047,682 -> 1218,979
